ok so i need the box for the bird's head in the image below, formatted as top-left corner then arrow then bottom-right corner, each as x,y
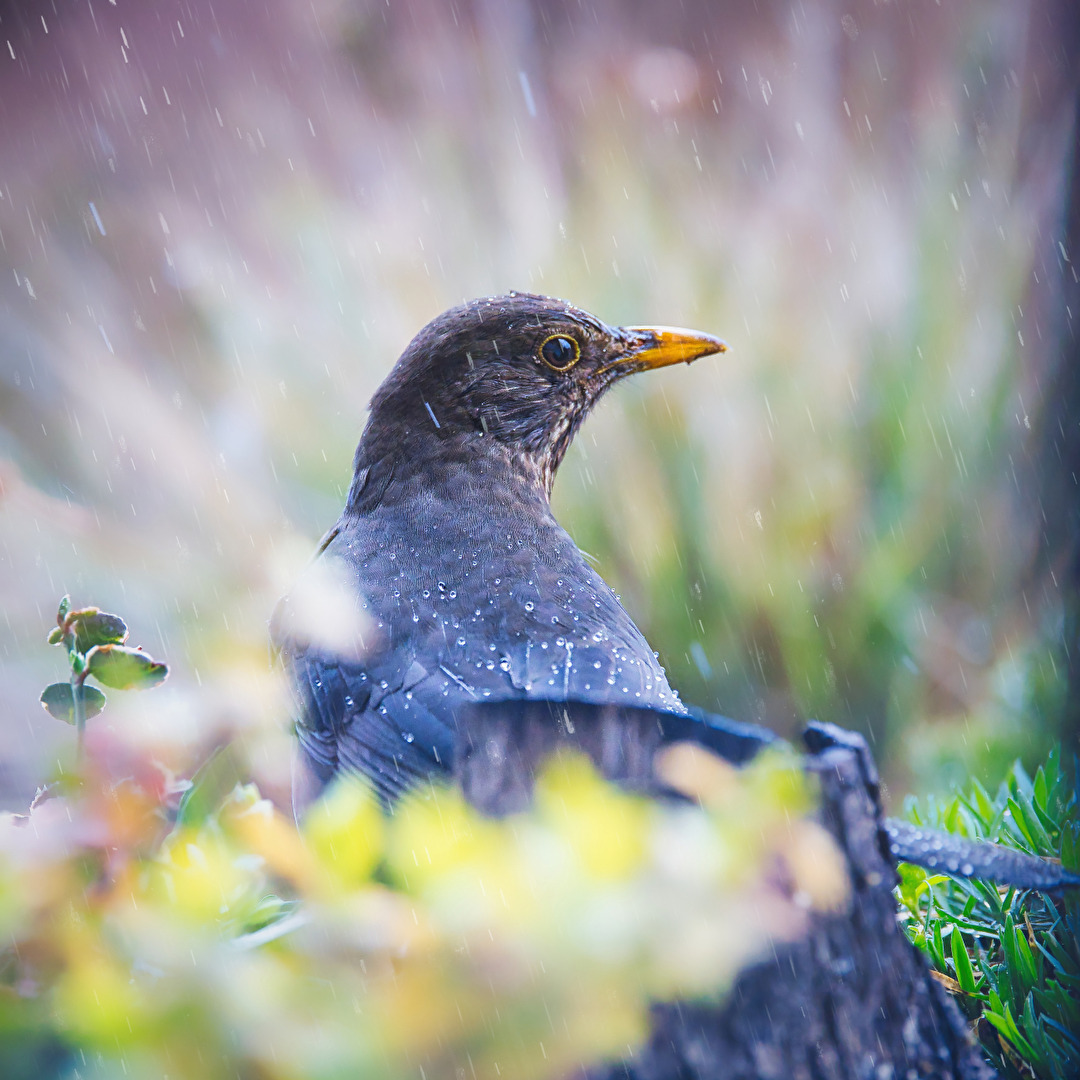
355,292 -> 726,500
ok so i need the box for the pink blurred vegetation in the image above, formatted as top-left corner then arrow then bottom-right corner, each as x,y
1,732 -> 841,1077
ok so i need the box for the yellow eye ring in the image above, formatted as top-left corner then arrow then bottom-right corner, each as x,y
538,333 -> 581,372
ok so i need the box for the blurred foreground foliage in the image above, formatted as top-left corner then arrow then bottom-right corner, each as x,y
0,731 -> 844,1080
898,750 -> 1080,1080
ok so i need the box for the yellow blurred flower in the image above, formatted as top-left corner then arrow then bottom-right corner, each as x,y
146,826 -> 255,924
219,784 -> 321,892
534,751 -> 650,880
303,774 -> 384,889
386,782 -> 508,887
53,946 -> 147,1046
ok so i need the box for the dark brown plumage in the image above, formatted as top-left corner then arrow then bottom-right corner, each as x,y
273,292 -> 726,809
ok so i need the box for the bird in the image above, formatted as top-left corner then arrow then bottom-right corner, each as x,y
273,292 -> 727,811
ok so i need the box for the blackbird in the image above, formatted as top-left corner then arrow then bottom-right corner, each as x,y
274,292 -> 726,809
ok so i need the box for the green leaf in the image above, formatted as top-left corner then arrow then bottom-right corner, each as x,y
66,605 -> 100,622
175,746 -> 246,828
1003,797 -> 1037,852
1001,915 -> 1039,1007
929,918 -> 946,970
87,644 -> 168,690
983,1007 -> 1037,1062
1033,766 -> 1048,813
969,776 -> 996,827
1034,940 -> 1069,980
1008,795 -> 1052,854
72,611 -> 128,652
1043,1013 -> 1080,1053
39,682 -> 107,724
951,925 -> 978,993
1009,761 -> 1035,800
1013,922 -> 1041,991
895,862 -> 927,913
46,626 -> 63,645
1020,992 -> 1048,1069
1061,822 -> 1079,873
243,894 -> 298,935
1029,796 -> 1061,843
56,595 -> 70,622
1001,915 -> 1021,1007
903,795 -> 925,826
944,796 -> 962,834
973,877 -> 1006,920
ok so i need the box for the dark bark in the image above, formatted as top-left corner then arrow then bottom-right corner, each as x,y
1038,3 -> 1080,773
454,703 -> 995,1080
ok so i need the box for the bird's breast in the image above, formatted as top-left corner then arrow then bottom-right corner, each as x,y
322,491 -> 684,713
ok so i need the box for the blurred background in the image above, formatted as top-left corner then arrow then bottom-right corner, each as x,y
1,0 -> 1077,811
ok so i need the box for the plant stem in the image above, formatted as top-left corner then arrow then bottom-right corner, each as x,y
72,675 -> 86,762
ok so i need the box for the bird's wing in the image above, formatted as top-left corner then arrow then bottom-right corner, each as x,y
285,642 -> 460,807
286,630 -> 689,808
271,543 -> 460,806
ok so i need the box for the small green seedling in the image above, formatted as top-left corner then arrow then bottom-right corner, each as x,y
40,595 -> 168,757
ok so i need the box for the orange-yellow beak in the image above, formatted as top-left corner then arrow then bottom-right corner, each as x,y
606,325 -> 727,374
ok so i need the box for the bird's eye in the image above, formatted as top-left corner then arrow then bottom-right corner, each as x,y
539,334 -> 580,372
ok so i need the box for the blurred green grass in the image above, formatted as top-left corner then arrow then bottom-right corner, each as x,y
0,0 -> 1073,806
898,750 -> 1080,1079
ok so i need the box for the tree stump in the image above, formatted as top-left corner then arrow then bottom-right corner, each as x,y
454,702 -> 995,1080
